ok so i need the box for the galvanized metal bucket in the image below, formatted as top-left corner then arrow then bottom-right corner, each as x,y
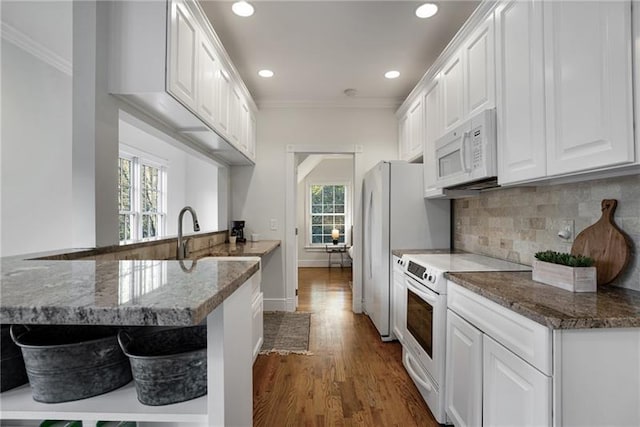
1,325 -> 28,392
10,325 -> 132,403
118,326 -> 207,406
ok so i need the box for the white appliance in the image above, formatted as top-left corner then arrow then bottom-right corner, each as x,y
434,109 -> 496,189
401,253 -> 530,424
362,161 -> 450,340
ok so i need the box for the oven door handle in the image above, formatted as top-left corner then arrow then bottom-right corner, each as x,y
406,280 -> 438,305
404,351 -> 433,392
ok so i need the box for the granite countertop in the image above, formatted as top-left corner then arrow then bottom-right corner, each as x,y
196,240 -> 280,257
0,257 -> 259,327
446,271 -> 640,329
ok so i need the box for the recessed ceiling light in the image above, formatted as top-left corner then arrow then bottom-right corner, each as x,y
416,3 -> 438,19
232,1 -> 254,17
258,69 -> 274,78
384,70 -> 400,79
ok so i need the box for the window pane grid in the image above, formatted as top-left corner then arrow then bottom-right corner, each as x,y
309,184 -> 347,245
119,155 -> 167,243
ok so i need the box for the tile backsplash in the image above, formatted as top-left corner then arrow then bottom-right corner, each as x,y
453,174 -> 640,291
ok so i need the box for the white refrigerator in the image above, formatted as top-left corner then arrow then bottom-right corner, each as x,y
362,161 -> 450,340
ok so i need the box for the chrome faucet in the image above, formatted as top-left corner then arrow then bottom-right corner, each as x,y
177,206 -> 200,260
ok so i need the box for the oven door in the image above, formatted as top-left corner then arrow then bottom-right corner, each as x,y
404,275 -> 445,386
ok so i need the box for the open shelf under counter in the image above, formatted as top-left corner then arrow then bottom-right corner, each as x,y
0,382 -> 207,423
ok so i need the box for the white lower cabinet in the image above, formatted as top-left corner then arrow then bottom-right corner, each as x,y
483,335 -> 551,427
445,310 -> 482,427
446,288 -> 550,427
252,290 -> 264,363
392,257 -> 406,343
446,281 -> 640,427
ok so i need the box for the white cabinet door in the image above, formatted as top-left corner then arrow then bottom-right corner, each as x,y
483,335 -> 551,427
392,260 -> 406,343
248,110 -> 257,160
408,97 -> 424,160
217,68 -> 231,134
251,291 -> 263,363
423,76 -> 442,191
398,114 -> 410,160
495,0 -> 547,184
240,101 -> 250,152
442,53 -> 464,132
196,34 -> 219,127
464,15 -> 495,117
445,310 -> 483,427
229,87 -> 242,147
167,0 -> 198,109
544,1 -> 634,176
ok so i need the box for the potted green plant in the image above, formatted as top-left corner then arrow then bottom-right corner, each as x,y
532,250 -> 596,292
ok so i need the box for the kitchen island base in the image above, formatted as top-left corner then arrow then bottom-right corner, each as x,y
0,273 -> 257,427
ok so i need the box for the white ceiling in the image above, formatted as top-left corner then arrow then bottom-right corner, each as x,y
199,0 -> 480,108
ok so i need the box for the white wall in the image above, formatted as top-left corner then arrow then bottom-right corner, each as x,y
296,157 -> 354,267
231,107 -> 398,310
185,155 -> 219,233
1,3 -> 73,257
1,1 -> 228,256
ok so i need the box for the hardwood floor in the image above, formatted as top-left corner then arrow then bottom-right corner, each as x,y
253,267 -> 439,427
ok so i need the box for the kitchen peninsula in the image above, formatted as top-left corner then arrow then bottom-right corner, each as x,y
0,255 -> 262,426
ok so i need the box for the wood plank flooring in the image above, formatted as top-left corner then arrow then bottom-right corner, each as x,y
253,267 -> 439,427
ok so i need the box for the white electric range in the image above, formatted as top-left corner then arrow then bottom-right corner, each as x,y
400,253 -> 531,424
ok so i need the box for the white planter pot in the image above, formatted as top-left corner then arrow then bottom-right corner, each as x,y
532,259 -> 596,292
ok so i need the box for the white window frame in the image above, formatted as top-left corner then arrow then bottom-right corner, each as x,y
119,144 -> 168,243
305,181 -> 351,248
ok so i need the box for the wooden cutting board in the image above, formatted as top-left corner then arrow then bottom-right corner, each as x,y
571,199 -> 631,285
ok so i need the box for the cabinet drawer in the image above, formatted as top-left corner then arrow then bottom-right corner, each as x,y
447,281 -> 552,375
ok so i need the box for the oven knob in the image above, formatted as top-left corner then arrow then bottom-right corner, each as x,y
422,272 -> 428,280
428,275 -> 435,282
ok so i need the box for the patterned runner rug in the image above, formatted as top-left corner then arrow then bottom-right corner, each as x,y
260,311 -> 312,355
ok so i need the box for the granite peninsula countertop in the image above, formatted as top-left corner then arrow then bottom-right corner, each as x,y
0,257 -> 259,327
446,271 -> 640,329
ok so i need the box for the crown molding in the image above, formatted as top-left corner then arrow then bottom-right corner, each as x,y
1,22 -> 72,76
257,97 -> 403,110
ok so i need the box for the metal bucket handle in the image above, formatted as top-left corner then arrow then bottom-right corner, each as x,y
9,324 -> 31,345
117,330 -> 134,356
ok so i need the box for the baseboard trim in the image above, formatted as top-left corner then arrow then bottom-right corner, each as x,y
263,298 -> 288,312
298,260 -> 353,268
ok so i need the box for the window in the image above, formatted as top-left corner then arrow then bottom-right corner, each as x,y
118,149 -> 167,243
308,183 -> 349,245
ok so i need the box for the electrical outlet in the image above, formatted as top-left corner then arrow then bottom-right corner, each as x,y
558,219 -> 575,242
270,218 -> 278,231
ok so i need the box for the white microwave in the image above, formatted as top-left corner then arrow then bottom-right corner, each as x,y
434,108 -> 496,189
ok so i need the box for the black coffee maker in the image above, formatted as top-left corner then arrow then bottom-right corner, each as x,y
231,220 -> 246,243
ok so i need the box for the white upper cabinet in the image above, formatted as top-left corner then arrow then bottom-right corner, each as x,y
217,68 -> 231,134
229,86 -> 242,147
168,0 -> 199,110
196,34 -> 220,126
109,0 -> 257,165
398,96 -> 424,162
398,113 -> 410,160
248,110 -> 257,160
464,16 -> 495,117
423,76 -> 443,191
408,97 -> 425,159
495,0 -> 547,184
442,53 -> 465,133
543,1 -> 634,176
